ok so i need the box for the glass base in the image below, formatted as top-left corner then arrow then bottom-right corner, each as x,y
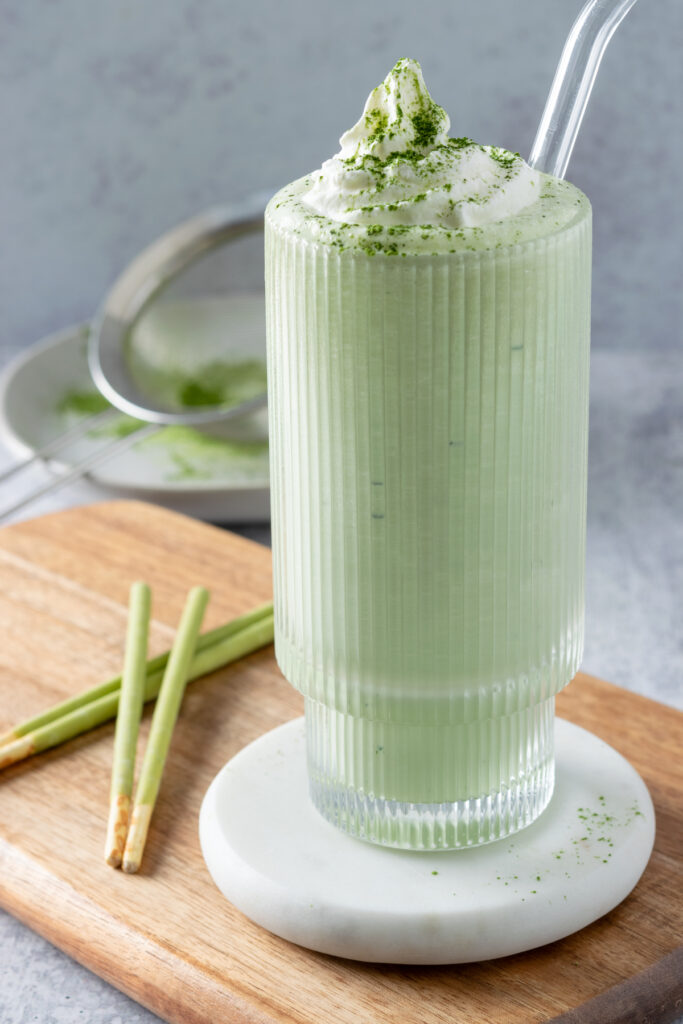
306,696 -> 555,850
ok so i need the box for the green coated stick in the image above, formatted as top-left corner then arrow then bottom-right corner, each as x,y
122,586 -> 210,872
105,582 -> 152,868
0,614 -> 274,771
0,601 -> 273,746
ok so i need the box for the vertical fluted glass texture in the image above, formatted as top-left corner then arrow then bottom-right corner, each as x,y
265,208 -> 591,849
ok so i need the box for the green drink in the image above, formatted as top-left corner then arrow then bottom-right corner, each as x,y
265,60 -> 591,849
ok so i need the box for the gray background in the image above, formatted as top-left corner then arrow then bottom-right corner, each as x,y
1,1 -> 681,1022
1,0 -> 682,358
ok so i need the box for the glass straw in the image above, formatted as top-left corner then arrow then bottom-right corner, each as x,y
529,0 -> 639,178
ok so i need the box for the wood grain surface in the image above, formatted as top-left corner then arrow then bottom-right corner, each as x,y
0,501 -> 680,1024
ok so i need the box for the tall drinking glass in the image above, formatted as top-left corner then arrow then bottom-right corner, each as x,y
265,176 -> 591,850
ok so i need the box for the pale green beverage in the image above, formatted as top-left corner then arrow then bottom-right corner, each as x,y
265,60 -> 591,849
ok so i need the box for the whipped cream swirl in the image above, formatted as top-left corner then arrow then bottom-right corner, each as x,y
304,59 -> 541,229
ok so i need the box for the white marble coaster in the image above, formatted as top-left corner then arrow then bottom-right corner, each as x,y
199,717 -> 654,964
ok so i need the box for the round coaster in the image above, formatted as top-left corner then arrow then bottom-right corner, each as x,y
199,717 -> 654,964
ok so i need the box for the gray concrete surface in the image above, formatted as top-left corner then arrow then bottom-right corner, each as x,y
0,0 -> 681,363
0,0 -> 681,1019
0,348 -> 680,1023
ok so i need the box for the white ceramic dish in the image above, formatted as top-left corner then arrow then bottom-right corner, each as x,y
0,303 -> 270,523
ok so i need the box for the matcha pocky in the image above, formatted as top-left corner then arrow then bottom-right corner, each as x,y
265,60 -> 591,849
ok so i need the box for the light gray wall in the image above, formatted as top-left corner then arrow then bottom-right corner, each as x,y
1,0 -> 681,355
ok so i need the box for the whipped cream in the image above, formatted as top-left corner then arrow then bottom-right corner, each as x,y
304,58 -> 541,229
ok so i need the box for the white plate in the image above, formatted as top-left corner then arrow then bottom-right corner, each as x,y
0,299 -> 271,522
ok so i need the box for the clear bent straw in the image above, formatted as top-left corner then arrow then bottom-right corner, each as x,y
529,0 -> 639,179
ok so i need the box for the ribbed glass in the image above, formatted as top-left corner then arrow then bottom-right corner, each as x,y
265,208 -> 591,850
306,696 -> 555,849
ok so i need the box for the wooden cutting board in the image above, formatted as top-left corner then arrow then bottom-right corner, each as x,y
0,501 -> 681,1024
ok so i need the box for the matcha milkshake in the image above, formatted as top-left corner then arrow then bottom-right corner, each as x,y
265,59 -> 591,849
